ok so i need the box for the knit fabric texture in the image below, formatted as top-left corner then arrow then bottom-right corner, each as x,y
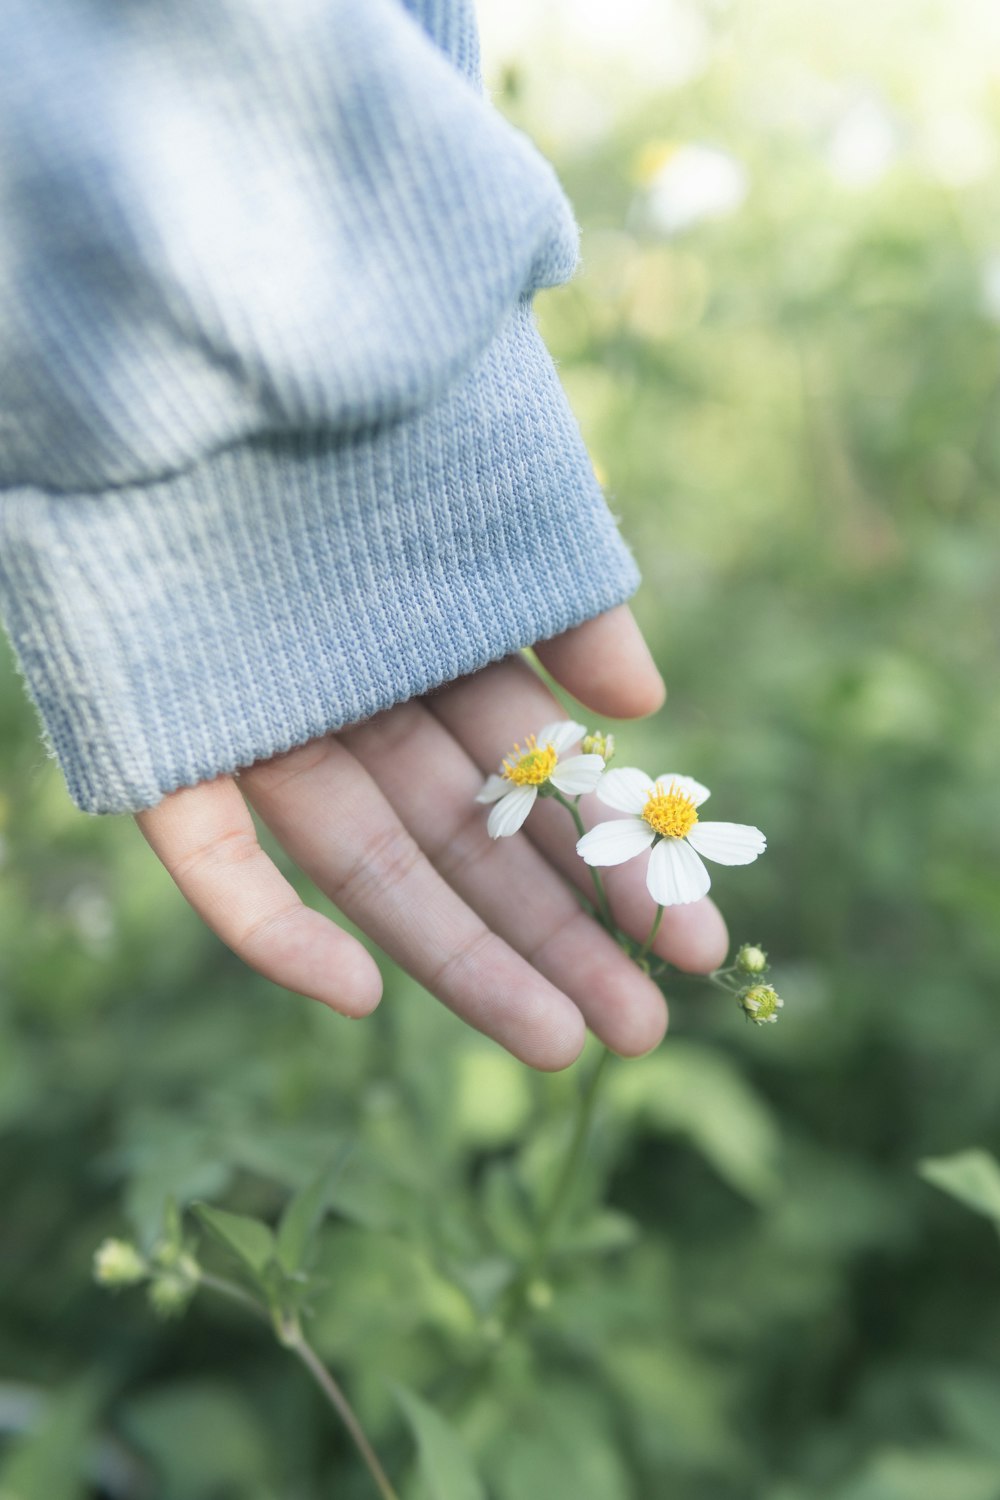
0,0 -> 640,813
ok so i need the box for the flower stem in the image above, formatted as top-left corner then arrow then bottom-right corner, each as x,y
505,1045 -> 612,1326
197,1271 -> 270,1322
706,970 -> 742,995
195,1273 -> 400,1500
289,1335 -> 401,1500
638,904 -> 665,962
554,794 -> 617,933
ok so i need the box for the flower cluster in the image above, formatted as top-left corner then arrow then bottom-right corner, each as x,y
476,719 -> 782,1026
93,1233 -> 199,1318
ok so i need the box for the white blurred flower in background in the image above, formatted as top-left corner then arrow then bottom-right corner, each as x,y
826,92 -> 899,188
636,142 -> 749,237
479,0 -> 713,149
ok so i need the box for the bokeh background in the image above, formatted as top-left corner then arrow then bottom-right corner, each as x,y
3,0 -> 1000,1495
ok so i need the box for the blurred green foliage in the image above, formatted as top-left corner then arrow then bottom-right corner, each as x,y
4,2 -> 1000,1496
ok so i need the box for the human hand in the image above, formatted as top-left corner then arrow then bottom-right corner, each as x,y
135,606 -> 729,1069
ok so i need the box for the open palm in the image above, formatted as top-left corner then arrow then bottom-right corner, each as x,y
136,606 -> 728,1069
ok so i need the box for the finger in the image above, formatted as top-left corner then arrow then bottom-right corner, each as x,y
533,605 -> 666,719
136,778 -> 383,1016
429,656 -> 730,973
241,740 -> 587,1071
340,702 -> 668,1057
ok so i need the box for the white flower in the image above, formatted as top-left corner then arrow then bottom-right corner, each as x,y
476,721 -> 605,839
642,143 -> 749,236
576,768 -> 766,906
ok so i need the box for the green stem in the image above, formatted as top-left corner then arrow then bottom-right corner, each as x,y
197,1271 -> 270,1322
195,1273 -> 400,1500
506,1046 -> 612,1326
289,1336 -> 401,1500
554,793 -> 617,933
706,970 -> 742,995
638,904 -> 665,962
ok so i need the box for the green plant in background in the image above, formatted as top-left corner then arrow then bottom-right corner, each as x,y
94,1190 -> 412,1500
920,1152 -> 1000,1239
5,0 -> 1000,1495
92,722 -> 778,1497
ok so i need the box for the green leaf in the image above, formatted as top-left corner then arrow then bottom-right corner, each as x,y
276,1156 -> 350,1273
487,1381 -> 632,1500
443,1255 -> 515,1318
479,1161 -> 534,1258
0,1381 -> 101,1500
553,1208 -> 639,1257
395,1385 -> 486,1500
926,1367 -> 1000,1460
918,1150 -> 1000,1222
121,1381 -> 274,1500
832,1446 -> 1000,1500
608,1041 -> 781,1202
193,1203 -> 275,1276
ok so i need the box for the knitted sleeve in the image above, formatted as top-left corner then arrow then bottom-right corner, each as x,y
0,0 -> 639,813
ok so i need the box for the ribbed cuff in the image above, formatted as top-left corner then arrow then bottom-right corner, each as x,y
0,302 -> 639,813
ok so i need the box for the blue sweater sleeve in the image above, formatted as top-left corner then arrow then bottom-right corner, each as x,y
0,0 -> 639,813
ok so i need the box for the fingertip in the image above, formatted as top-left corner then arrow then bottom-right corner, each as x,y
656,898 -> 729,974
515,1007 -> 588,1073
619,666 -> 668,721
534,605 -> 666,721
320,948 -> 384,1019
600,980 -> 669,1058
274,910 -> 384,1018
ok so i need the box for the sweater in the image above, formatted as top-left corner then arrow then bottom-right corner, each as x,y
0,0 -> 640,814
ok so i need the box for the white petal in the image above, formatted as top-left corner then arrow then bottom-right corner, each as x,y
475,774 -> 509,805
596,767 -> 655,814
540,720 -> 586,755
646,838 -> 712,905
686,821 -> 766,866
576,817 -> 655,867
487,786 -> 537,838
550,754 -> 605,795
652,773 -> 711,807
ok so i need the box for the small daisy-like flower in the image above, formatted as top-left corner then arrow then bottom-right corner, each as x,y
476,721 -> 605,839
739,983 -> 783,1025
576,768 -> 766,905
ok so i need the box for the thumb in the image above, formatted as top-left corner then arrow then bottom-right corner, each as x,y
533,604 -> 666,720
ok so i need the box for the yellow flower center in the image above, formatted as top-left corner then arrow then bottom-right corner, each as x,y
642,781 -> 699,839
502,735 -> 558,786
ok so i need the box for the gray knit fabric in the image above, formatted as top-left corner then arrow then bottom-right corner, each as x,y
0,0 -> 639,812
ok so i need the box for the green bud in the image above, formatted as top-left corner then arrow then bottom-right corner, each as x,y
93,1239 -> 147,1288
582,731 -> 615,764
148,1270 -> 195,1319
739,984 -> 784,1025
146,1246 -> 199,1318
735,943 -> 769,975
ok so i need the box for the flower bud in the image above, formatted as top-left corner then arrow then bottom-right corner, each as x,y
93,1238 -> 147,1288
735,943 -> 768,975
582,731 -> 615,764
148,1270 -> 195,1319
739,984 -> 783,1025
